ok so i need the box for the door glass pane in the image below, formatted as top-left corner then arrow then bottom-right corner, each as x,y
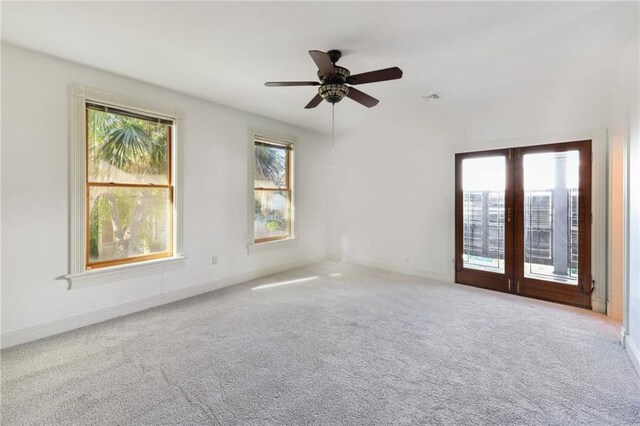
523,151 -> 579,284
462,157 -> 506,273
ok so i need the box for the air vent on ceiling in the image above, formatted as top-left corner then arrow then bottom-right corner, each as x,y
421,93 -> 441,102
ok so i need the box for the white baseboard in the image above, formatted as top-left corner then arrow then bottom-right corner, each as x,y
344,256 -> 453,283
625,334 -> 640,378
592,296 -> 606,314
1,255 -> 326,349
343,257 -> 611,315
328,252 -> 343,262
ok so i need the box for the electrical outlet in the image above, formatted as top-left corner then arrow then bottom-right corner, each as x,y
212,256 -> 218,265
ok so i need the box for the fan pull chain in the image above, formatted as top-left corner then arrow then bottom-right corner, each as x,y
331,103 -> 336,169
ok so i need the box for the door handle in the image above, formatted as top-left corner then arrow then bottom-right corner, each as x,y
507,207 -> 512,222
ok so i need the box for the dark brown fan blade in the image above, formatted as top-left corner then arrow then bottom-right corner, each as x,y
304,93 -> 323,109
346,67 -> 403,85
309,50 -> 336,77
265,81 -> 320,87
346,87 -> 379,108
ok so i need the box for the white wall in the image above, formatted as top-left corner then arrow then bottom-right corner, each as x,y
610,27 -> 640,375
610,30 -> 640,329
328,101 -> 467,282
1,44 -> 330,347
329,41 -> 619,314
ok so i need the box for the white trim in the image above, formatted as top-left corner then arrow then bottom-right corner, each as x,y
2,255 -> 327,349
455,128 -> 608,313
607,133 -> 625,321
174,110 -> 185,258
65,256 -> 186,289
455,129 -> 601,153
591,128 -> 609,314
622,116 -> 630,360
68,85 -> 184,283
69,86 -> 86,276
247,126 -> 297,249
591,296 -> 606,314
624,334 -> 640,378
72,85 -> 178,120
247,237 -> 299,254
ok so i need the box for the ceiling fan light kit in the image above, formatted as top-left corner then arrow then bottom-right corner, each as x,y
265,49 -> 403,109
319,84 -> 349,104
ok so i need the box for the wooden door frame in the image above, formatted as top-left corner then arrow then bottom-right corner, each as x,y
455,140 -> 592,309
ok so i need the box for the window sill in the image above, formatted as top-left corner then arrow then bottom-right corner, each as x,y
247,237 -> 298,254
64,256 -> 186,290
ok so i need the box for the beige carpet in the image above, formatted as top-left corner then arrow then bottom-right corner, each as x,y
2,261 -> 639,425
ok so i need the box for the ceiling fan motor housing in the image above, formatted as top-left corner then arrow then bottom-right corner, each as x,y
318,66 -> 350,84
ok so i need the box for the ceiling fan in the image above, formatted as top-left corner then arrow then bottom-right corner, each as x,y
265,50 -> 403,109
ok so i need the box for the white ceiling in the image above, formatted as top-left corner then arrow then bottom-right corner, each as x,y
2,1 -> 638,134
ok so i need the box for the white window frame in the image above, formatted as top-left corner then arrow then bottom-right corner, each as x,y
247,127 -> 297,254
65,85 -> 185,288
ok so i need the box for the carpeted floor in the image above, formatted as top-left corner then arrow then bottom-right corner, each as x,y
2,261 -> 639,425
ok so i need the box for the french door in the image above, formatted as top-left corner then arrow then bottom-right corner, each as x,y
455,140 -> 592,309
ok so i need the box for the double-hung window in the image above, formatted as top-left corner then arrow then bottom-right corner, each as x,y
86,103 -> 174,268
68,86 -> 183,287
253,136 -> 294,243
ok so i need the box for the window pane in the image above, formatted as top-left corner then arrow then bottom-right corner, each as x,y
254,190 -> 289,240
88,186 -> 170,264
254,144 -> 287,188
523,151 -> 579,284
462,157 -> 506,273
87,108 -> 169,185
